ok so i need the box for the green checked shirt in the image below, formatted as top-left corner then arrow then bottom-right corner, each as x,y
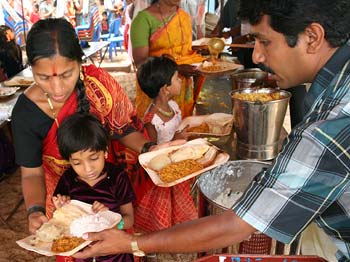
233,42 -> 350,261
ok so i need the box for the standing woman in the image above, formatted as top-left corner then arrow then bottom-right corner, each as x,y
130,0 -> 205,119
11,18 -> 156,234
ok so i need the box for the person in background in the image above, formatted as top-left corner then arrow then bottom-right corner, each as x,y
130,0 -> 205,119
74,1 -> 350,261
0,25 -> 23,81
30,3 -> 41,24
73,0 -> 84,25
180,0 -> 206,40
136,55 -> 196,261
54,112 -> 135,262
101,11 -> 109,34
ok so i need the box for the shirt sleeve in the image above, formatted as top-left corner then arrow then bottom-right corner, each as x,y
233,122 -> 350,244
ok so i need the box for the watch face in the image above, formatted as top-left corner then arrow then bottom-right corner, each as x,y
133,251 -> 146,257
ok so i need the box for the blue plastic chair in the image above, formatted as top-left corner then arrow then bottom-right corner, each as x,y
107,19 -> 124,61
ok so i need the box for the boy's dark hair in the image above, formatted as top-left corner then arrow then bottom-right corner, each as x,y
102,11 -> 108,16
239,0 -> 350,48
57,113 -> 109,160
137,55 -> 178,99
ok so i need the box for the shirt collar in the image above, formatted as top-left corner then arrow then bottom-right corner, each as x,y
304,41 -> 350,112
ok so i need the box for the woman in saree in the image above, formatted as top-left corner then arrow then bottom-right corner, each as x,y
11,18 -> 164,236
130,2 -> 205,261
130,0 -> 205,119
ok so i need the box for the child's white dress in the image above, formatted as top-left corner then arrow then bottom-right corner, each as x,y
143,100 -> 182,144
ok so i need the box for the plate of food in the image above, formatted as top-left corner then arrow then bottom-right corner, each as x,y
178,113 -> 234,146
0,87 -> 19,98
139,138 -> 230,187
16,200 -> 121,257
4,76 -> 34,87
197,61 -> 243,76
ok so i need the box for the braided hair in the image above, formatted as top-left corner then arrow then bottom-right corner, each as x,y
26,18 -> 90,113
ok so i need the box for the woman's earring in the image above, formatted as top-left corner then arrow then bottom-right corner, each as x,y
80,71 -> 84,81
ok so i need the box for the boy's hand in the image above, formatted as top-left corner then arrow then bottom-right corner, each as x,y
92,201 -> 109,213
52,194 -> 71,209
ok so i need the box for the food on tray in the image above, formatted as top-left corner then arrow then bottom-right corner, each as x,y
51,236 -> 85,252
169,144 -> 210,162
147,143 -> 219,183
53,203 -> 88,227
232,92 -> 283,102
187,122 -> 209,133
148,154 -> 172,171
18,78 -> 34,85
201,61 -> 222,71
205,114 -> 233,134
159,159 -> 204,183
70,213 -> 112,237
31,223 -> 66,244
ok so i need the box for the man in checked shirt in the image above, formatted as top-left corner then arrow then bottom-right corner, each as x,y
75,1 -> 350,261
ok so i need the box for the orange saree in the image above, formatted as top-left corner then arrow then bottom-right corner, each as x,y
135,8 -> 205,119
42,64 -> 152,218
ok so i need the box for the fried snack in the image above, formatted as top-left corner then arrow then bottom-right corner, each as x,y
51,236 -> 85,252
202,65 -> 223,72
187,122 -> 210,133
159,159 -> 204,183
18,79 -> 33,85
232,92 -> 283,102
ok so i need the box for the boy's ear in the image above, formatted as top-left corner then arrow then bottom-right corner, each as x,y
105,150 -> 108,159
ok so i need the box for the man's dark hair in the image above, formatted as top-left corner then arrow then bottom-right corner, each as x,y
239,0 -> 350,48
57,113 -> 109,160
137,55 -> 178,99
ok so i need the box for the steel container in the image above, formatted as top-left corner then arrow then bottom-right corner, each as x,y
231,68 -> 268,89
231,88 -> 291,160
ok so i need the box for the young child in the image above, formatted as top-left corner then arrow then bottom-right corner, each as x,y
101,11 -> 109,34
53,113 -> 135,262
137,55 -> 188,144
135,56 -> 197,261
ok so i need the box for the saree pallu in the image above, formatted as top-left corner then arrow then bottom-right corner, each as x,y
42,64 -> 152,218
135,8 -> 205,119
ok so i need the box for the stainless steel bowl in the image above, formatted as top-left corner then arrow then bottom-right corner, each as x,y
231,68 -> 268,89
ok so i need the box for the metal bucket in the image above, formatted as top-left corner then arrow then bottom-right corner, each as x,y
197,160 -> 272,254
231,68 -> 268,89
231,88 -> 291,160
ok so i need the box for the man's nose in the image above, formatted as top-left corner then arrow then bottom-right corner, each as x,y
252,42 -> 266,65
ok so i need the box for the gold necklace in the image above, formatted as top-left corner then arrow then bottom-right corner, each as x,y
157,3 -> 185,60
44,93 -> 60,127
152,103 -> 174,117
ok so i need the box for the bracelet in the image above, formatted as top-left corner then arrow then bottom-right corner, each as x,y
117,218 -> 124,230
141,141 -> 157,154
27,205 -> 46,217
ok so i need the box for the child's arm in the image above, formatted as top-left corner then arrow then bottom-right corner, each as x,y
119,202 -> 134,230
144,122 -> 158,143
52,194 -> 71,209
172,126 -> 189,141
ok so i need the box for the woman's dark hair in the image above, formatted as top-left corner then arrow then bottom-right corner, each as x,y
239,0 -> 350,48
26,18 -> 90,112
57,113 -> 109,160
137,55 -> 178,99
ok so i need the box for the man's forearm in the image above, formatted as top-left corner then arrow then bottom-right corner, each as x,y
138,210 -> 256,253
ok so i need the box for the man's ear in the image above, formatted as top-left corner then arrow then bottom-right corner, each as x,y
304,23 -> 325,53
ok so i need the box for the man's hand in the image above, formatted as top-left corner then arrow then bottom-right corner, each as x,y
73,229 -> 133,259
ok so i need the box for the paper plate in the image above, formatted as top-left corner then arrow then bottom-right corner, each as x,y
16,200 -> 121,257
0,87 -> 19,98
197,61 -> 243,76
178,113 -> 234,137
139,138 -> 230,187
4,77 -> 34,87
